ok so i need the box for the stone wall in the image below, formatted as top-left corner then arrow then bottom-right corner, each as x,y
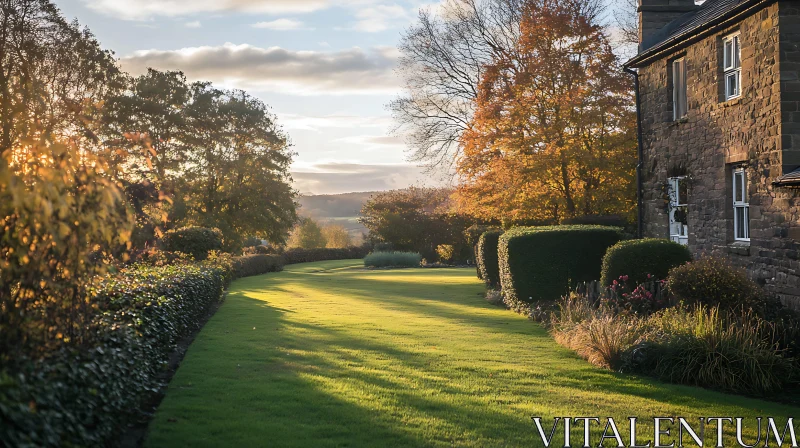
637,2 -> 800,304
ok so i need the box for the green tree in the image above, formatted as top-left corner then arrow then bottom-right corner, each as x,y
181,84 -> 297,246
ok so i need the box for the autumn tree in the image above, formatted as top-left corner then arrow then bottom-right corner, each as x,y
322,224 -> 352,248
456,0 -> 636,224
391,0 -> 602,170
288,217 -> 326,249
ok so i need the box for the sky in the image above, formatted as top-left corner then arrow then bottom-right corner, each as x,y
52,0 -> 447,195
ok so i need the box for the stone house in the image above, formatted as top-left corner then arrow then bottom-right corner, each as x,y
624,0 -> 800,303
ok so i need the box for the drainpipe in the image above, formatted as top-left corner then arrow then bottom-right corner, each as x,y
624,66 -> 645,239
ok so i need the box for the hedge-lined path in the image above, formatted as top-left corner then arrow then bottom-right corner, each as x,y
144,260 -> 800,447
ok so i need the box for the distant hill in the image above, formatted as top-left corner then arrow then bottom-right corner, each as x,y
296,192 -> 377,238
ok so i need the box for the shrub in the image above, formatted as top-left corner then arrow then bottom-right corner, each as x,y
477,230 -> 503,288
436,244 -> 455,263
600,238 -> 692,286
498,225 -> 623,311
282,246 -> 370,264
232,254 -> 285,278
162,226 -> 223,260
0,262 -> 229,446
241,244 -> 280,255
363,251 -> 422,268
665,256 -> 764,310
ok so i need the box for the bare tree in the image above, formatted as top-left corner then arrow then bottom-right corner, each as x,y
390,0 -> 603,172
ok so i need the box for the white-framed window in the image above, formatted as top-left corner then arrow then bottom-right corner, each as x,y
672,57 -> 687,120
732,167 -> 750,241
723,33 -> 741,100
668,176 -> 689,246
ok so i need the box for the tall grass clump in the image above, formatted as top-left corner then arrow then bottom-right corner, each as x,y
364,251 -> 422,268
628,306 -> 794,395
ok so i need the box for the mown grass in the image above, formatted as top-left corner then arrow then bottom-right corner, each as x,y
144,260 -> 800,447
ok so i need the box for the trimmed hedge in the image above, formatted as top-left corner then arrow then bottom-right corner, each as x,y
477,230 -> 503,288
232,254 -> 284,278
600,238 -> 692,286
363,251 -> 421,268
499,225 -> 623,311
0,262 -> 229,446
162,226 -> 223,261
282,247 -> 369,265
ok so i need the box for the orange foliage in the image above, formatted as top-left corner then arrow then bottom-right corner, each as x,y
456,0 -> 636,225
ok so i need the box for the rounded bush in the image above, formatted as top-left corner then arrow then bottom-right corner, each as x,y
498,225 -> 623,311
232,254 -> 285,278
162,226 -> 223,261
363,251 -> 421,268
665,257 -> 764,309
477,230 -> 503,288
600,238 -> 692,286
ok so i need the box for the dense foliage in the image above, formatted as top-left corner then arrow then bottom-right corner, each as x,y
232,254 -> 285,278
498,225 -> 623,311
364,251 -> 422,268
0,262 -> 229,446
549,295 -> 796,396
455,0 -> 635,224
600,238 -> 691,286
666,257 -> 765,310
162,226 -> 223,261
282,247 -> 370,265
476,230 -> 503,288
359,187 -> 474,262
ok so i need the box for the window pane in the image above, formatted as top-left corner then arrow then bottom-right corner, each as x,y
734,171 -> 743,202
727,72 -> 739,97
724,40 -> 732,69
744,207 -> 750,238
678,178 -> 688,204
736,207 -> 745,239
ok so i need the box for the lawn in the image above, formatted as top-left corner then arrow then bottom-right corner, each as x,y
144,260 -> 800,447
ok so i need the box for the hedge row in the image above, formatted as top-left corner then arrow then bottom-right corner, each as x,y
232,254 -> 284,278
499,225 -> 623,312
476,230 -> 503,288
282,247 -> 370,265
0,263 -> 229,446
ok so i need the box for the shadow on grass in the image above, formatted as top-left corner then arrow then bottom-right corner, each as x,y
145,262 -> 800,447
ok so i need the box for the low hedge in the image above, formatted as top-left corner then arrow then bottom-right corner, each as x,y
364,251 -> 422,268
232,254 -> 284,278
282,247 -> 369,265
162,226 -> 223,261
0,262 -> 229,446
477,230 -> 503,288
600,238 -> 692,286
499,225 -> 623,311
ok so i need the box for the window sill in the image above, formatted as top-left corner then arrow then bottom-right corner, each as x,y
727,240 -> 751,256
720,96 -> 742,107
670,116 -> 689,126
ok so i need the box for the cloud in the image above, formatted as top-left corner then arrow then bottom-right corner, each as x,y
120,43 -> 400,95
251,18 -> 310,30
280,114 -> 393,131
292,162 -> 438,194
81,0 -> 329,20
348,4 -> 410,32
335,134 -> 404,150
184,21 -> 201,28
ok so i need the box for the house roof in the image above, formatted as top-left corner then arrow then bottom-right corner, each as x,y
626,0 -> 768,67
774,167 -> 800,186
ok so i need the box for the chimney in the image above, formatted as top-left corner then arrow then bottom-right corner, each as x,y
638,0 -> 699,49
